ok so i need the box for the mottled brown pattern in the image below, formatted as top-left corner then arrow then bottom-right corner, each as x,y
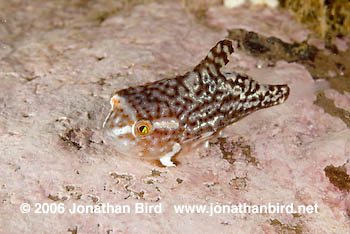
117,40 -> 289,141
104,39 -> 290,161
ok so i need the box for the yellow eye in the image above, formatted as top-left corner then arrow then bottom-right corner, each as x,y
139,125 -> 148,135
133,120 -> 152,138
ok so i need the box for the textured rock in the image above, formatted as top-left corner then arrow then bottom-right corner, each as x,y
1,1 -> 349,233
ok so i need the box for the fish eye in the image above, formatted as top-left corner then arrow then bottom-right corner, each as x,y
133,120 -> 152,138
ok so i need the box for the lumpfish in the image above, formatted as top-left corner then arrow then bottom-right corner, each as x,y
103,39 -> 289,167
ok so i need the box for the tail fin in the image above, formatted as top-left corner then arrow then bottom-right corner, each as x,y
194,39 -> 234,76
286,79 -> 328,104
263,84 -> 290,107
243,79 -> 290,108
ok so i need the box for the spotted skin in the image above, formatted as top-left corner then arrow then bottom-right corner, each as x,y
103,39 -> 290,166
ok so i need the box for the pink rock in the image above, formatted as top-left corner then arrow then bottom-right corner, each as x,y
0,1 -> 349,233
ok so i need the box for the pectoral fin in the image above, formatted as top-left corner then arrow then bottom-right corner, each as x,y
159,143 -> 181,167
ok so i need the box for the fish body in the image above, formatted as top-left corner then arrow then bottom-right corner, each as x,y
103,39 -> 289,166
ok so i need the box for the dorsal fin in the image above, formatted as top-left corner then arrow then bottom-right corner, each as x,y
194,39 -> 234,76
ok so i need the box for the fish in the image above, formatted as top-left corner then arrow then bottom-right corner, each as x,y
103,39 -> 290,167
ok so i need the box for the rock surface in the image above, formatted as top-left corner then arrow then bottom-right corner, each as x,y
1,1 -> 349,233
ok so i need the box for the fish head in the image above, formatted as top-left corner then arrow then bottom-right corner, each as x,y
103,94 -> 181,160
